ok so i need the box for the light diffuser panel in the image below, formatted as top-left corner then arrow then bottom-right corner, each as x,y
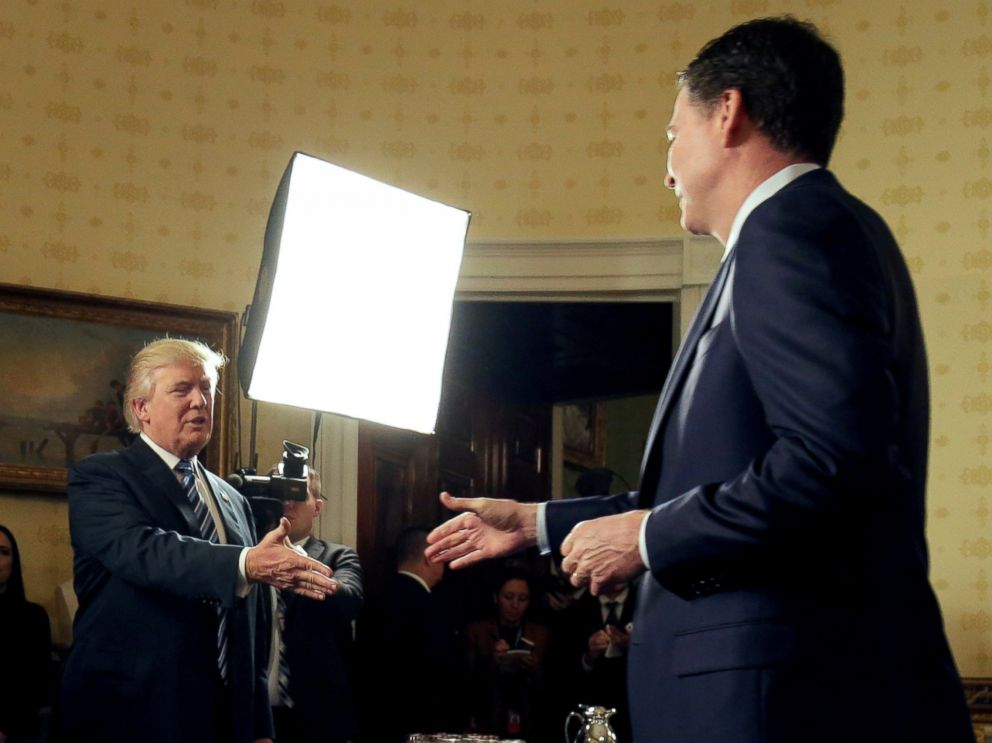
240,152 -> 470,433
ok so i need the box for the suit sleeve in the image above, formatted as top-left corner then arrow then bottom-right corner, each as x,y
544,491 -> 640,556
325,546 -> 364,621
68,454 -> 243,607
643,194 -> 898,584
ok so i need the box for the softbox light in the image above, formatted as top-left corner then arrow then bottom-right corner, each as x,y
239,152 -> 470,433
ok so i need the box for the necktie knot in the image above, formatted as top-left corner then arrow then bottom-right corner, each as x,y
176,459 -> 194,475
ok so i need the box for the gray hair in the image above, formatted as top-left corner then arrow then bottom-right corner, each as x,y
123,338 -> 227,433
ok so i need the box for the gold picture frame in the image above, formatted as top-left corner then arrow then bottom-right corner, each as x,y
0,283 -> 239,492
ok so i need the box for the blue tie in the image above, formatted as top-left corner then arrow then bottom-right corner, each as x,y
176,458 -> 229,681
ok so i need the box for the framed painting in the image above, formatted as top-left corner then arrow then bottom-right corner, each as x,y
561,401 -> 606,469
0,283 -> 239,493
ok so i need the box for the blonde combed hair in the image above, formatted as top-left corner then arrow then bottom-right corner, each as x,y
123,338 -> 227,433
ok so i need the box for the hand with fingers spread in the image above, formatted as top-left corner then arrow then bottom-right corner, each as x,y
425,492 -> 539,569
560,510 -> 649,596
246,517 -> 338,600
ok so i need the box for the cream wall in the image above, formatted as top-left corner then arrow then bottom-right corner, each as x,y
0,0 -> 989,672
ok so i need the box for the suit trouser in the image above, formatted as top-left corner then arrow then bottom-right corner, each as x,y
213,677 -> 234,743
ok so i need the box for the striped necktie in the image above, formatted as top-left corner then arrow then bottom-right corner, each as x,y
176,458 -> 230,681
275,589 -> 293,708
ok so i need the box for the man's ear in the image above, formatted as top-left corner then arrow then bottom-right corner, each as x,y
132,398 -> 150,426
313,497 -> 324,516
717,88 -> 748,147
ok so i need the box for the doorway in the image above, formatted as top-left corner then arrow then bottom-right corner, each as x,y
355,298 -> 672,602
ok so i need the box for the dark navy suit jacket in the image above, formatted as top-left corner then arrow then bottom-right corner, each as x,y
277,536 -> 364,743
546,170 -> 972,742
60,437 -> 272,743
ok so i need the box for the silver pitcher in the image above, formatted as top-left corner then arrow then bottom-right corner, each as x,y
565,704 -> 618,743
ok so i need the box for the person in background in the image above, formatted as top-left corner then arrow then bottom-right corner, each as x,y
464,567 -> 549,740
563,581 -> 636,743
267,464 -> 364,743
60,338 -> 337,743
0,524 -> 51,743
360,527 -> 460,741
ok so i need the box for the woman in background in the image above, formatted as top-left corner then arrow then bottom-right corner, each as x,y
464,566 -> 550,740
0,524 -> 51,743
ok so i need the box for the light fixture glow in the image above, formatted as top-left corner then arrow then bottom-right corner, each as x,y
240,152 -> 470,433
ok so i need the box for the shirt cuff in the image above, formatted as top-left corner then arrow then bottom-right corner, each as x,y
237,547 -> 251,598
638,510 -> 652,571
537,502 -> 551,555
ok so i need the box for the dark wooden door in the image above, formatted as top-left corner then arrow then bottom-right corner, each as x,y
356,378 -> 550,603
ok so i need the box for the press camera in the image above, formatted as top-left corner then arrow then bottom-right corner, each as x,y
228,440 -> 310,534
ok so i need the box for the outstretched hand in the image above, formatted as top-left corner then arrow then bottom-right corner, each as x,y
246,518 -> 338,600
425,492 -> 539,569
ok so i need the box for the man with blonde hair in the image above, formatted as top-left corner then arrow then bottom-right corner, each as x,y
60,337 -> 339,743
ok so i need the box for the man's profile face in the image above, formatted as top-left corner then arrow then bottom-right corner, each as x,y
135,362 -> 215,459
282,480 -> 323,543
664,87 -> 723,238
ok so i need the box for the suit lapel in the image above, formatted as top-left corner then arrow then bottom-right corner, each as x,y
639,250 -> 736,490
303,535 -> 322,561
203,469 -> 252,547
122,438 -> 201,536
283,537 -> 319,615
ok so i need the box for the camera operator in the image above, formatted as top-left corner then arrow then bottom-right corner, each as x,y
266,464 -> 364,743
60,338 -> 337,743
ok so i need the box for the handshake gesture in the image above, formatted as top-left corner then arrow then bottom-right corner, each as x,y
245,517 -> 338,599
426,492 -> 648,595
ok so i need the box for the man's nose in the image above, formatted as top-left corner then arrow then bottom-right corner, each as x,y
664,174 -> 676,190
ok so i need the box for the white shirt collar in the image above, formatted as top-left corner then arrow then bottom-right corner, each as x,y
140,432 -> 199,472
398,570 -> 431,594
723,163 -> 821,260
599,585 -> 629,606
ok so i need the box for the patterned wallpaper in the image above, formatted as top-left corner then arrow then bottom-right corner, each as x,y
0,0 -> 989,672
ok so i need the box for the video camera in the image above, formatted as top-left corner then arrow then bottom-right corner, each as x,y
228,440 -> 310,534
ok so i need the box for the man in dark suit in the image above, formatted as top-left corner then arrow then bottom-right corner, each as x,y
360,527 -> 457,742
268,466 -> 364,743
426,17 -> 973,743
59,338 -> 338,743
560,583 -> 636,742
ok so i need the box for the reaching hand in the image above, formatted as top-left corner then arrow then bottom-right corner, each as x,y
246,518 -> 338,600
425,492 -> 538,569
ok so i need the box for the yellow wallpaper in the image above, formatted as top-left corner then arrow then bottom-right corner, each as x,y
0,0 -> 989,673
